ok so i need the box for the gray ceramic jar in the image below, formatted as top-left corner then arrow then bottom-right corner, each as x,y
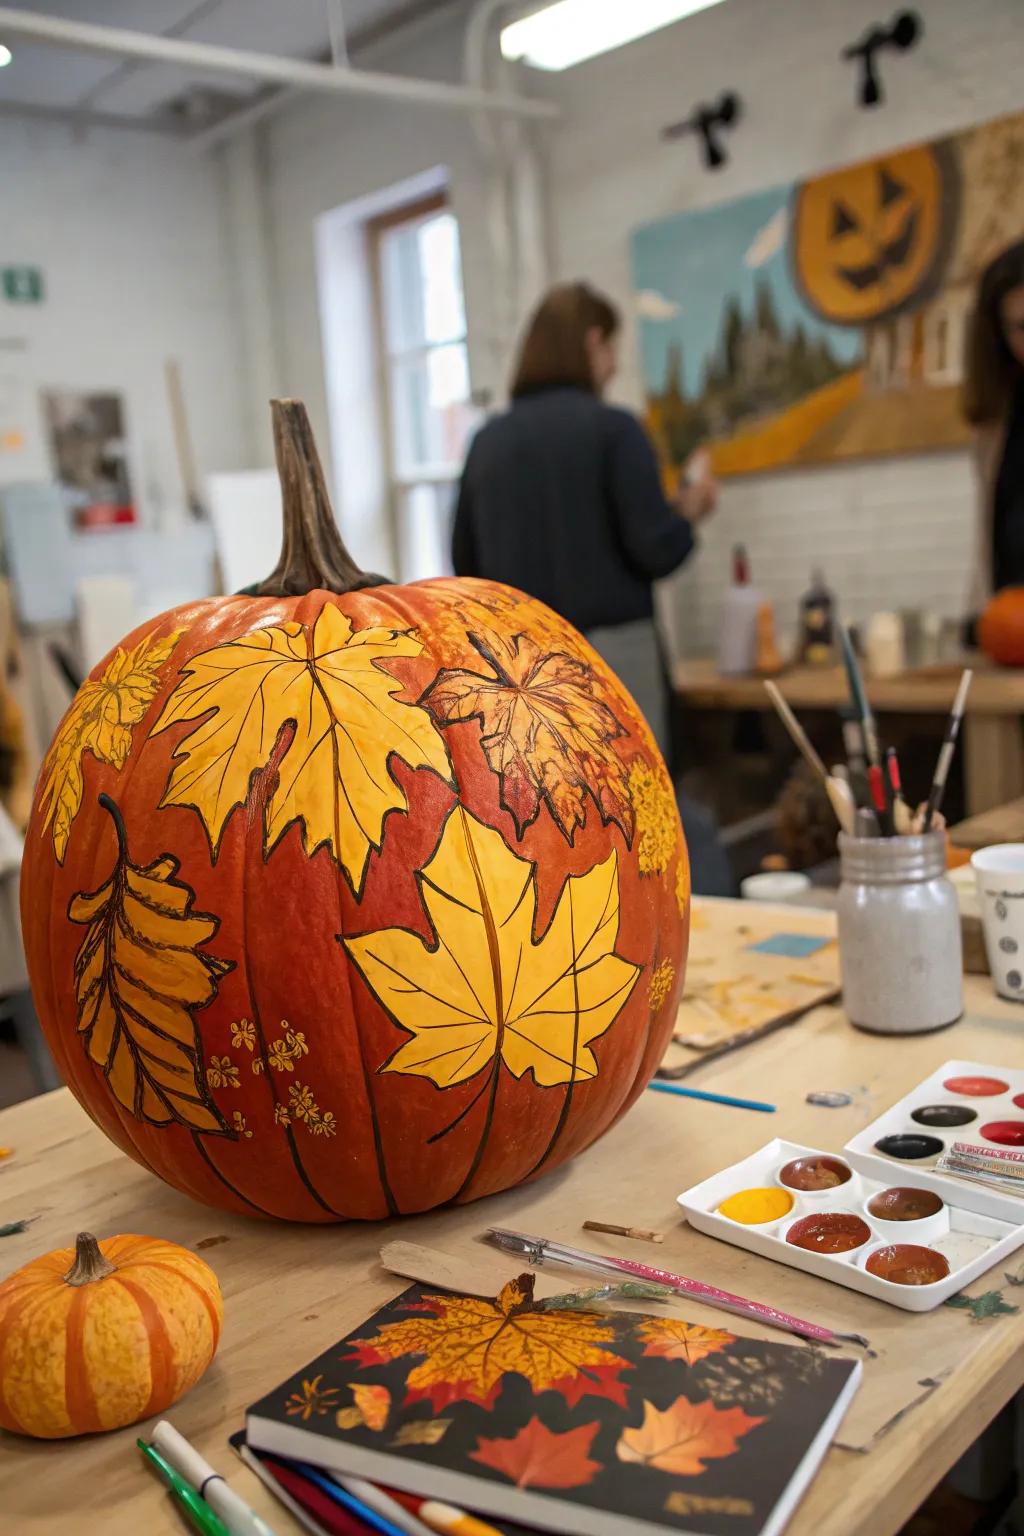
837,831 -> 963,1034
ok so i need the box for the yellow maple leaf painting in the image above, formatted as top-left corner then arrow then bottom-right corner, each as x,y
344,804 -> 640,1091
350,1276 -> 631,1412
152,603 -> 451,892
38,627 -> 182,862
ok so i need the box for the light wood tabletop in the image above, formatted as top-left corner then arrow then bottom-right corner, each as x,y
673,658 -> 1024,815
2,903 -> 1023,1536
951,796 -> 1024,850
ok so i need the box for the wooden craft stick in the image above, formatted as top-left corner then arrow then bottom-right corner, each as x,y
582,1220 -> 664,1244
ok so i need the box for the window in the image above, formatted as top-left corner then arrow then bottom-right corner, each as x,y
371,195 -> 477,580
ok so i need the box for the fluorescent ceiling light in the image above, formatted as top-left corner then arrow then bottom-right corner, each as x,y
0,43 -> 11,66
500,0 -> 727,71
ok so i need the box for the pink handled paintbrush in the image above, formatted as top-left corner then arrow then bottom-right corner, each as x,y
486,1227 -> 869,1349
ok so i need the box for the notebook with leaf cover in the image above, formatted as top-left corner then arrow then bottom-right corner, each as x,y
246,1275 -> 860,1536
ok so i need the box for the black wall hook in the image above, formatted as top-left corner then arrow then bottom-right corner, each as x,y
662,92 -> 742,170
842,10 -> 922,107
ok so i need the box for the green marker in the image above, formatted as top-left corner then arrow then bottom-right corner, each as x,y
138,1439 -> 231,1536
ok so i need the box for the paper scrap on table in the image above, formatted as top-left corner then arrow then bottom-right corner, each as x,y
747,933 -> 833,959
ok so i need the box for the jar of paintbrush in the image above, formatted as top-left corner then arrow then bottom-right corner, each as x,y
837,829 -> 963,1034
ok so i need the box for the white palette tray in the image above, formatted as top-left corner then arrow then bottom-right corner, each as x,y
844,1059 -> 1024,1222
677,1138 -> 1024,1312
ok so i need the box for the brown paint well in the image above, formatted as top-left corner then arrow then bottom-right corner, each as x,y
867,1186 -> 943,1222
865,1244 -> 950,1286
779,1156 -> 852,1192
786,1212 -> 871,1254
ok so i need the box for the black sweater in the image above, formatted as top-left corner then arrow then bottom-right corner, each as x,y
451,386 -> 695,631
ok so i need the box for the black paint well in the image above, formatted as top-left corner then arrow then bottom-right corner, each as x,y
911,1104 -> 977,1129
874,1132 -> 944,1160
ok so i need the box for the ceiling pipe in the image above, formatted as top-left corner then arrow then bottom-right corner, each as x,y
0,5 -> 558,120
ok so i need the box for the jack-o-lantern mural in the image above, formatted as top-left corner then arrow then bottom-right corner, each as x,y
634,105 -> 1024,476
791,144 -> 958,326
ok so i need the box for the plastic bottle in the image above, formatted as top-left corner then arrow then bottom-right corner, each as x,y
717,544 -> 761,676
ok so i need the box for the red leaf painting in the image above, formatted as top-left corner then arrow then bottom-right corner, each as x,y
471,1416 -> 602,1489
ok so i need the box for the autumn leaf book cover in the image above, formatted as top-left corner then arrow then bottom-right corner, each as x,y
246,1277 -> 861,1536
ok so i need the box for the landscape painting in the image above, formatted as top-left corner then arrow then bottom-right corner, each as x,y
632,107 -> 1024,479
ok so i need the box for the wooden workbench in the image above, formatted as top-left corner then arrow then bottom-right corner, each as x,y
674,658 -> 1024,815
2,906 -> 1023,1536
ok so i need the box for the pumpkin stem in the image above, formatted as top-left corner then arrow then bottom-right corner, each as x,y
255,399 -> 389,597
63,1233 -> 116,1287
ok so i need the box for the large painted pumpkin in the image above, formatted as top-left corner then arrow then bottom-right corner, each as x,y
21,401 -> 688,1221
978,587 -> 1024,667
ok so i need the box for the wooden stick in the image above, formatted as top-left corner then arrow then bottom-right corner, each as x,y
582,1220 -> 664,1244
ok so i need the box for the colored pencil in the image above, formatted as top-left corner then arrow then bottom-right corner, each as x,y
292,1465 -> 411,1536
486,1227 -> 845,1344
385,1490 -> 505,1536
922,669 -> 973,831
647,1079 -> 775,1113
232,1441 -> 327,1536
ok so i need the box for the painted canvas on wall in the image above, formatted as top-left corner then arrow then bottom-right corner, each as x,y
632,108 -> 1024,479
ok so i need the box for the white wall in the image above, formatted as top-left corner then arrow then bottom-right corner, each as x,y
0,118 -> 250,524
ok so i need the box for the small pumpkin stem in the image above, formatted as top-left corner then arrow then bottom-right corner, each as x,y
63,1233 -> 116,1287
255,399 -> 389,597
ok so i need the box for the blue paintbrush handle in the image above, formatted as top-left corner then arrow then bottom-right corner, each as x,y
648,1080 -> 776,1113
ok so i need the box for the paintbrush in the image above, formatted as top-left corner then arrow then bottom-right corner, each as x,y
839,625 -> 880,769
885,747 -> 914,834
922,669 -> 973,832
763,682 -> 854,832
485,1228 -> 870,1348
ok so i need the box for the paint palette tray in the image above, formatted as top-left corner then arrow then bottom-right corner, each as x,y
844,1060 -> 1024,1223
677,1138 -> 1024,1311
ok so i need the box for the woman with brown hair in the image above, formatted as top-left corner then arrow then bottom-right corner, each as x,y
452,281 -> 716,757
963,239 -> 1024,600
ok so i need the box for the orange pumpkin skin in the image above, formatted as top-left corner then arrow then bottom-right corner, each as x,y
979,587 -> 1024,667
0,1233 -> 222,1438
21,409 -> 688,1224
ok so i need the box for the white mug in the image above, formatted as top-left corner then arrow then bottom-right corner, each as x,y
971,843 -> 1024,1001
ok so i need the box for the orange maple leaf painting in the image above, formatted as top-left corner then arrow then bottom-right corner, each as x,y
421,629 -> 634,844
349,1276 -> 631,1413
616,1395 -> 764,1476
636,1318 -> 735,1366
471,1416 -> 601,1489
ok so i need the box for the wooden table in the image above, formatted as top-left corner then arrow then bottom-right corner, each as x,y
2,908 -> 1023,1536
674,658 -> 1024,815
951,796 -> 1024,850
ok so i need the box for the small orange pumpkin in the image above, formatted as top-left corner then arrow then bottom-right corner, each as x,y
979,587 -> 1024,667
0,1232 -> 222,1438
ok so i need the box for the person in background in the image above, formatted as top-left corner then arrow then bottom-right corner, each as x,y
963,238 -> 1024,602
453,281 -> 733,893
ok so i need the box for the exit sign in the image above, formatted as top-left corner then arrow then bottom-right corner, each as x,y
2,267 -> 44,303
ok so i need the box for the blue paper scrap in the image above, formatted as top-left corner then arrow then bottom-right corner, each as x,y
747,933 -> 832,959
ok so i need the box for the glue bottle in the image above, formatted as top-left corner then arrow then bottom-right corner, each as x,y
717,543 -> 761,676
